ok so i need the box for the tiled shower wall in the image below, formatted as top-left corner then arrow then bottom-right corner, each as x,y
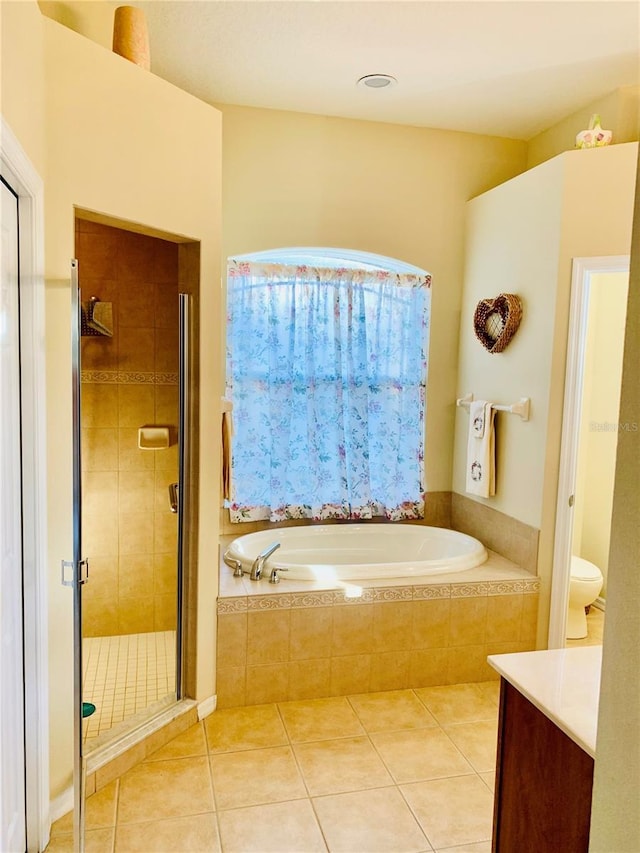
77,219 -> 179,637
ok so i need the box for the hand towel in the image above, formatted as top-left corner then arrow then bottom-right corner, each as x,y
88,301 -> 113,337
465,401 -> 496,498
222,408 -> 233,502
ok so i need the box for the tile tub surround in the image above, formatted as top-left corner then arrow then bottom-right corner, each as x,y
50,683 -> 499,852
451,493 -> 539,574
216,550 -> 539,708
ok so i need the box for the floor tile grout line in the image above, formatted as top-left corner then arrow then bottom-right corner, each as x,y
114,806 -> 220,831
361,705 -> 482,788
203,721 -> 225,853
427,721 -> 480,778
312,783 -> 432,852
109,777 -> 119,853
86,685 -> 499,851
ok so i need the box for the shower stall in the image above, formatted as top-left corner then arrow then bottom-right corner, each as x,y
73,217 -> 196,748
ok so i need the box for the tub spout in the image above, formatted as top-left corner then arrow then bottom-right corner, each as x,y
250,542 -> 281,581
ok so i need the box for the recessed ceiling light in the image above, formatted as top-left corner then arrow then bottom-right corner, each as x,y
357,74 -> 397,89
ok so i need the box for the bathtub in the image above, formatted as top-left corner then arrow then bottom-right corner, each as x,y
224,524 -> 488,581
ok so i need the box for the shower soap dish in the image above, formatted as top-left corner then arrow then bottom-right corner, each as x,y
138,426 -> 170,450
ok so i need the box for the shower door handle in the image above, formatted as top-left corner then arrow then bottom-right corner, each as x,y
61,558 -> 90,587
169,482 -> 179,514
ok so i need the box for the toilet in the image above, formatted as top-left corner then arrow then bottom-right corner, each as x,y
567,556 -> 603,639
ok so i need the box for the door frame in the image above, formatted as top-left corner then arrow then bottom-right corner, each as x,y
1,116 -> 50,851
548,255 -> 630,649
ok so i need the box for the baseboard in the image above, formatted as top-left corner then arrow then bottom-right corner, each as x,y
593,597 -> 606,612
197,695 -> 216,719
50,785 -> 74,824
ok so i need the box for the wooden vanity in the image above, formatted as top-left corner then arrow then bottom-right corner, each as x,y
488,646 -> 601,853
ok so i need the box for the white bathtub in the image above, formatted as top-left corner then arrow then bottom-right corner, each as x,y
224,524 -> 488,581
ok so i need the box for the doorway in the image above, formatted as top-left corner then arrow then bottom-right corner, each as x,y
549,256 -> 630,649
1,173 -> 27,853
75,218 -> 184,747
1,118 -> 48,853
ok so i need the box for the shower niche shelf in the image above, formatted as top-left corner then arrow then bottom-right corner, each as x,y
138,426 -> 170,450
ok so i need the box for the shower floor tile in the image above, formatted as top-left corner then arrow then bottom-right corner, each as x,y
82,631 -> 176,743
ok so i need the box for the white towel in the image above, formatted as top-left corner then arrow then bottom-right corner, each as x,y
465,401 -> 496,497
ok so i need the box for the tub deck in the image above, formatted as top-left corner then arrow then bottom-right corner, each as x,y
219,537 -> 538,602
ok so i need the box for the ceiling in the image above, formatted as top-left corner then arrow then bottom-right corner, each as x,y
51,1 -> 640,139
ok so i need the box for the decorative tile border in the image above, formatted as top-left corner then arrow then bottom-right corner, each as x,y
373,586 -> 414,602
216,580 -> 541,612
156,372 -> 179,385
333,588 -> 376,605
450,582 -> 491,598
81,370 -> 178,385
412,584 -> 451,600
81,370 -> 119,384
217,597 -> 248,614
487,580 -> 525,596
246,595 -> 291,611
289,591 -> 336,609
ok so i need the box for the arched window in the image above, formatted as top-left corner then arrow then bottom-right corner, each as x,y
225,248 -> 431,522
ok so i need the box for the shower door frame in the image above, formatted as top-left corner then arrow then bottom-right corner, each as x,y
176,292 -> 191,697
0,116 -> 49,853
69,259 -> 88,853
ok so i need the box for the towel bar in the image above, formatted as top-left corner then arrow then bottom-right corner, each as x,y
456,393 -> 530,421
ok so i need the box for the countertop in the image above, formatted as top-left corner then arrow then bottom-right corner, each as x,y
488,645 -> 602,758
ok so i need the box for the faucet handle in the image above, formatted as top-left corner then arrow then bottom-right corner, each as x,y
269,566 -> 288,584
232,560 -> 244,577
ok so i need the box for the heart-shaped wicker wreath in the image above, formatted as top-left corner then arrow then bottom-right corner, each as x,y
473,293 -> 523,354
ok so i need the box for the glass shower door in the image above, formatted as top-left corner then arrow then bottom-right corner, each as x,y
66,258 -> 88,853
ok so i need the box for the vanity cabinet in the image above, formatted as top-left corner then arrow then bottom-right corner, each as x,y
492,679 -> 594,852
489,647 -> 601,853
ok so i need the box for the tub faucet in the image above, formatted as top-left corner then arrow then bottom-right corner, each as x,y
250,542 -> 281,581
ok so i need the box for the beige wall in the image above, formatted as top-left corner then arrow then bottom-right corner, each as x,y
527,86 -> 640,169
453,155 -> 565,525
572,272 -> 629,597
37,0 -> 116,49
3,4 -> 222,801
589,157 -> 640,852
219,103 -> 528,494
1,1 -> 46,173
453,143 -> 637,644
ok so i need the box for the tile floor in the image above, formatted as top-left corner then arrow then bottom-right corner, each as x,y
83,632 -> 176,743
565,605 -> 605,649
50,681 -> 499,852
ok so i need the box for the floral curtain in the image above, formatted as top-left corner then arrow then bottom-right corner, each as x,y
226,260 -> 431,523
